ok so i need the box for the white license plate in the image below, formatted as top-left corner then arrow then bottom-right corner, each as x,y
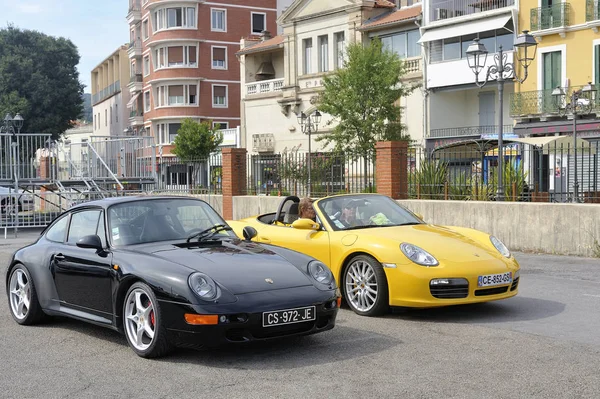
478,272 -> 512,287
262,306 -> 316,327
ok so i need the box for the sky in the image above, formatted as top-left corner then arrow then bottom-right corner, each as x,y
1,0 -> 129,93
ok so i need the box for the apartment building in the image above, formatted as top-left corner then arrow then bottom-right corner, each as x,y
91,45 -> 131,137
238,0 -> 422,157
419,0 -> 519,150
126,0 -> 293,155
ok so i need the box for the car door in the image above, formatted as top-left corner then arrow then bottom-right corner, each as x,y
255,219 -> 331,266
52,209 -> 114,317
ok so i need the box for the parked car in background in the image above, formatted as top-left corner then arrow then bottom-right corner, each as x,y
0,186 -> 34,214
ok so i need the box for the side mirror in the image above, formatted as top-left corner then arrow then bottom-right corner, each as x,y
76,234 -> 104,251
291,218 -> 320,230
243,226 -> 258,241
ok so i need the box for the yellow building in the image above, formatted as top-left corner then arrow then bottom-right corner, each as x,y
511,0 -> 600,199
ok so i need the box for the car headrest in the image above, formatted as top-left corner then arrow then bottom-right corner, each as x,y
284,203 -> 299,224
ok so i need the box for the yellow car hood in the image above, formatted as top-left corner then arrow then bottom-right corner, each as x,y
348,224 -> 503,262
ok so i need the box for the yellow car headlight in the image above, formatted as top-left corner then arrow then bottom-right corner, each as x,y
400,243 -> 439,267
490,236 -> 511,258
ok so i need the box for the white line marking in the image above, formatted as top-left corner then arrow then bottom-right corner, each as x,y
583,294 -> 600,298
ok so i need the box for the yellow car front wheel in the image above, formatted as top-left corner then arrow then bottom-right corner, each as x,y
343,254 -> 389,317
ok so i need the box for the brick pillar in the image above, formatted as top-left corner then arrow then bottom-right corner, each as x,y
375,141 -> 408,200
222,148 -> 247,220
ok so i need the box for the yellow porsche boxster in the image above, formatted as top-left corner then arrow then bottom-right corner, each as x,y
227,194 -> 520,317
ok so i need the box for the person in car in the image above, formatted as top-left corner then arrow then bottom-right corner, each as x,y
298,197 -> 316,221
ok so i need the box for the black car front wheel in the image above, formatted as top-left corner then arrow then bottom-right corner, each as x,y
123,282 -> 172,358
343,254 -> 389,317
7,264 -> 47,325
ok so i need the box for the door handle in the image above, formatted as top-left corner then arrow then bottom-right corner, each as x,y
54,253 -> 65,261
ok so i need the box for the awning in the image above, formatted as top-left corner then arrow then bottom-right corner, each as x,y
417,14 -> 512,43
127,92 -> 141,108
509,136 -> 597,155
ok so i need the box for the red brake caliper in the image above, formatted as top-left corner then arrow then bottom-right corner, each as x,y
149,302 -> 155,326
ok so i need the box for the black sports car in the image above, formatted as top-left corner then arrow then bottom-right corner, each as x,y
5,196 -> 339,358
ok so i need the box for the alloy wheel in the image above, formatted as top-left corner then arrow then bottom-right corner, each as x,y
124,288 -> 156,351
345,259 -> 378,313
8,268 -> 31,320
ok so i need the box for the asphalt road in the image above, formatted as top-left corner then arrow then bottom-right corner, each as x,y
1,230 -> 599,399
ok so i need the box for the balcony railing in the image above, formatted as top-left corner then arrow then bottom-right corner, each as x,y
130,109 -> 143,118
129,39 -> 142,50
129,73 -> 143,83
246,78 -> 284,96
429,125 -> 514,139
510,86 -> 600,118
404,58 -> 422,74
92,80 -> 121,105
530,3 -> 570,31
586,0 -> 600,22
129,1 -> 141,12
429,0 -> 515,23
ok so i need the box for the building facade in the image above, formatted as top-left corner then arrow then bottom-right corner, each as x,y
238,0 -> 425,156
419,0 -> 520,150
91,45 -> 131,137
126,0 -> 291,156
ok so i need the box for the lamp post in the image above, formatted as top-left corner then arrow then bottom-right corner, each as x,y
552,82 -> 595,203
296,110 -> 321,196
1,113 -> 24,237
466,30 -> 538,201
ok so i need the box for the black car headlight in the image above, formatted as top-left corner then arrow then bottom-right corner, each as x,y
188,272 -> 219,300
490,236 -> 511,258
308,261 -> 333,285
400,243 -> 439,267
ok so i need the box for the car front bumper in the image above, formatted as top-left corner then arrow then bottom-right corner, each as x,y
159,286 -> 339,349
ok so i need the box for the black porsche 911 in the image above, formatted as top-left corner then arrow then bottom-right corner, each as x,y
5,196 -> 339,358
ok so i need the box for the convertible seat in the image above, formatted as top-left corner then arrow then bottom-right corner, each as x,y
283,203 -> 299,224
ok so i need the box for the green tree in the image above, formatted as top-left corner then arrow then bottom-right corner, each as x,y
172,119 -> 223,161
317,38 -> 415,185
0,25 -> 84,139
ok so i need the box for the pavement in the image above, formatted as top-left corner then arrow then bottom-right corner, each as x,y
1,230 -> 600,398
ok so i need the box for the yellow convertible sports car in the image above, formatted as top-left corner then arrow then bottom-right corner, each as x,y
227,194 -> 520,317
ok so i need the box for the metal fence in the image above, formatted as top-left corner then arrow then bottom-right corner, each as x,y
154,154 -> 223,194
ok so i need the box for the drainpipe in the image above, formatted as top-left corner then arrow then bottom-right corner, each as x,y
415,19 -> 428,151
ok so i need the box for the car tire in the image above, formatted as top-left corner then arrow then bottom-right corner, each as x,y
7,264 -> 48,325
123,282 -> 172,358
342,254 -> 389,317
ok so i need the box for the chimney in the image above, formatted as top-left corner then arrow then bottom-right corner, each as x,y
261,30 -> 272,41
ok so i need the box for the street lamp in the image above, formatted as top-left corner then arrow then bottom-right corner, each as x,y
552,82 -> 595,203
296,110 -> 321,196
466,30 -> 538,201
1,113 -> 25,237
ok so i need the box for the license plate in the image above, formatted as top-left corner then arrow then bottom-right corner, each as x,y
262,306 -> 316,327
478,272 -> 512,287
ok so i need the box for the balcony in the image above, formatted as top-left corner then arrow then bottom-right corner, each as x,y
219,127 -> 240,147
129,109 -> 144,126
530,3 -> 570,36
128,39 -> 142,58
429,0 -> 515,23
92,81 -> 121,105
246,78 -> 284,96
402,58 -> 422,80
252,133 -> 275,152
429,125 -> 514,139
127,1 -> 142,24
128,73 -> 143,92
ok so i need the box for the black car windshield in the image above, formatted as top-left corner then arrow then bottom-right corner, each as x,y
317,195 -> 423,231
108,198 -> 234,246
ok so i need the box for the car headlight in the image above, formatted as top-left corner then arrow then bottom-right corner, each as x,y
308,260 -> 333,285
400,243 -> 439,267
490,236 -> 511,258
188,272 -> 218,300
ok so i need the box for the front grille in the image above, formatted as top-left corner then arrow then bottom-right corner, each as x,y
510,277 -> 519,291
253,321 -> 315,339
430,284 -> 469,299
474,286 -> 509,296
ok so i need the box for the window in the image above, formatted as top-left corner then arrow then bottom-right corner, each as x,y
105,110 -> 107,126
430,28 -> 514,63
212,121 -> 228,129
381,29 -> 420,59
303,38 -> 312,74
46,214 -> 69,242
212,85 -> 227,107
211,8 -> 226,32
169,123 -> 181,142
153,6 -> 196,32
318,35 -> 328,72
156,122 -> 183,143
67,210 -> 102,244
212,46 -> 227,69
110,108 -> 112,124
93,115 -> 96,130
596,44 -> 600,86
154,45 -> 197,69
155,83 -> 198,107
144,91 -> 151,112
143,55 -> 150,76
142,19 -> 149,40
252,13 -> 266,34
96,212 -> 107,248
334,31 -> 345,69
115,104 -> 118,123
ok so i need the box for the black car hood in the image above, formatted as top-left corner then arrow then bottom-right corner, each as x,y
131,240 -> 313,295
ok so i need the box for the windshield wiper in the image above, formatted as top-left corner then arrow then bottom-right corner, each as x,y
186,224 -> 233,242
